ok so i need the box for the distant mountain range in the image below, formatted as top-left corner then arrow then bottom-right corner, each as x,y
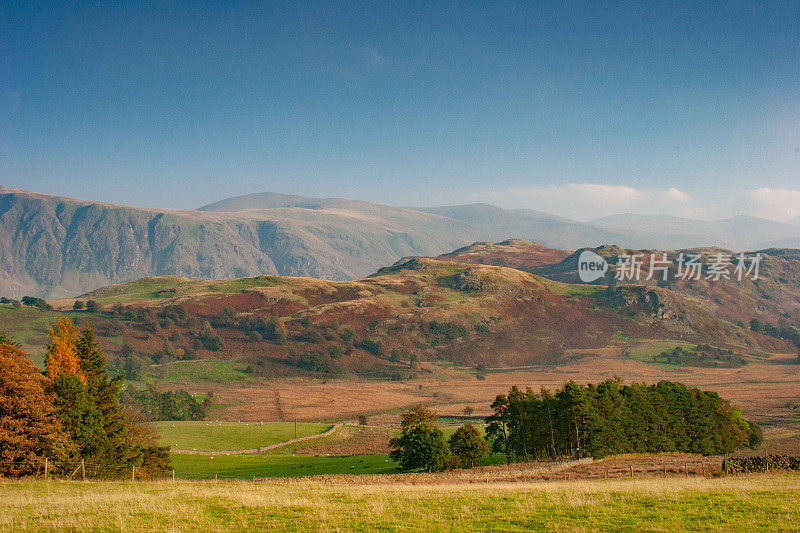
2,186 -> 800,297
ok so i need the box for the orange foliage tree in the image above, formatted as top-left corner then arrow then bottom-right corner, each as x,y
0,343 -> 73,476
45,317 -> 84,382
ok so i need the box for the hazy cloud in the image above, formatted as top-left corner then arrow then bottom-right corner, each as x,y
485,183 -> 693,221
742,188 -> 800,222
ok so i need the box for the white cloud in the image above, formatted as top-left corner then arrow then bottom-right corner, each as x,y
486,183 -> 693,221
742,188 -> 800,222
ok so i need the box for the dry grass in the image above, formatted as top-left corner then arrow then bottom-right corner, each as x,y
2,474 -> 798,531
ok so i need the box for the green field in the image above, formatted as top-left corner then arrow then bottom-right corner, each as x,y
170,452 -> 395,479
2,475 -> 798,531
625,340 -> 697,363
82,275 -> 282,304
0,306 -> 60,365
146,359 -> 253,384
154,421 -> 332,451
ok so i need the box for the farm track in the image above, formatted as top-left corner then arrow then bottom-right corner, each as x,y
172,423 -> 343,455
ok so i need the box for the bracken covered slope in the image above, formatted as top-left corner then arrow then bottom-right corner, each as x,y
28,257 -> 784,380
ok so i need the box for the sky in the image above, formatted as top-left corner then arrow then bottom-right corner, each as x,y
2,1 -> 800,222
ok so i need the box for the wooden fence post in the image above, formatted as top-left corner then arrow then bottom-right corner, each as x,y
44,458 -> 48,481
172,469 -> 175,482
132,465 -> 135,482
629,465 -> 633,477
81,459 -> 85,481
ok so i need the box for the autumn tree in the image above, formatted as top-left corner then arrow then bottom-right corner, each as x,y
45,317 -> 83,382
0,343 -> 73,476
46,319 -> 169,474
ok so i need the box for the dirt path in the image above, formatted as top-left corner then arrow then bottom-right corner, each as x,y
172,423 -> 343,455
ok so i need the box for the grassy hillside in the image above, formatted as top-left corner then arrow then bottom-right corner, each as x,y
436,239 -> 800,329
2,252 -> 790,391
154,421 -> 332,451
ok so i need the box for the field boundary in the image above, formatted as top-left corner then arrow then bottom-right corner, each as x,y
171,423 -> 343,455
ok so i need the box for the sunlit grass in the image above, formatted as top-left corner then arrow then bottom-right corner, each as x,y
2,474 -> 797,531
153,421 -> 332,451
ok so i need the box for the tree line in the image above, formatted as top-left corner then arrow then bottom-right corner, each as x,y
485,379 -> 762,461
0,319 -> 168,477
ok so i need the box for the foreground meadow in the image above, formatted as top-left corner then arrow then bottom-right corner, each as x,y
2,474 -> 799,531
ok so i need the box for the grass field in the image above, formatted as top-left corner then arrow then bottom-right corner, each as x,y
2,474 -> 798,531
153,421 -> 332,451
170,452 -> 395,479
146,359 -> 253,384
168,451 -> 507,479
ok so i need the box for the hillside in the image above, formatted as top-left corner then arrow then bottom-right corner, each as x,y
4,257 -> 768,380
435,239 -> 800,328
439,239 -> 571,269
0,187 -> 477,297
6,187 -> 800,298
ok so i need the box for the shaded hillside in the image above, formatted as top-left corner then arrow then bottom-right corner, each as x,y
0,187 -> 477,297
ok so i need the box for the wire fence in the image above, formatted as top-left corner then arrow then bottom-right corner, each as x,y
2,454 -> 799,483
0,458 -> 171,482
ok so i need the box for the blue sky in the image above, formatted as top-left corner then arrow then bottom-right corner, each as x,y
2,1 -> 799,220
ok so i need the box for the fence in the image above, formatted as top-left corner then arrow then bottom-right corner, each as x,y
723,455 -> 800,475
0,458 -> 171,482
3,455 -> 800,483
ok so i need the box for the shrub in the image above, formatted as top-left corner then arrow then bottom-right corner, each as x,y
429,321 -> 467,339
327,345 -> 346,359
357,339 -> 385,357
21,296 -> 52,310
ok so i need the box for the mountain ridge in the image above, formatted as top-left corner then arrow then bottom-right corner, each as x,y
4,186 -> 800,298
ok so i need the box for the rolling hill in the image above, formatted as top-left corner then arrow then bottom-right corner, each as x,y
435,239 -> 800,328
15,255 -> 780,378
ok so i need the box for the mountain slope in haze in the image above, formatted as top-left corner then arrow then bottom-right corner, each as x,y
592,214 -> 800,250
0,187 -> 478,297
4,186 -> 800,298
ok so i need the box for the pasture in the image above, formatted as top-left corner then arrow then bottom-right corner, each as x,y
154,421 -> 332,451
2,474 -> 798,531
170,453 -> 395,479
